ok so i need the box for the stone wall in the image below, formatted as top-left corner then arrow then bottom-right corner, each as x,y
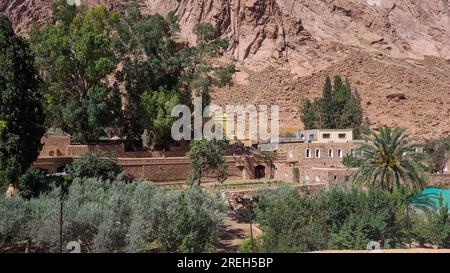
35,136 -> 275,183
273,162 -> 296,182
119,156 -> 245,183
430,174 -> 450,188
298,167 -> 356,186
32,157 -> 74,172
40,135 -> 71,157
273,160 -> 356,186
276,141 -> 362,168
66,143 -> 125,157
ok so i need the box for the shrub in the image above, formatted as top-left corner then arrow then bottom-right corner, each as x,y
127,185 -> 226,253
237,236 -> 264,253
254,185 -> 328,252
65,152 -> 123,181
0,197 -> 29,249
318,187 -> 403,249
18,169 -> 54,200
0,178 -> 225,253
253,185 -> 407,252
410,205 -> 450,248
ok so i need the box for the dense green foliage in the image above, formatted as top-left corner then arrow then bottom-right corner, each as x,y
187,139 -> 229,185
30,3 -> 121,143
410,204 -> 450,248
116,6 -> 233,145
0,16 -> 46,189
0,121 -> 6,134
114,6 -> 182,141
64,152 -> 122,181
30,2 -> 234,145
345,127 -> 428,193
18,169 -> 54,200
237,236 -> 264,253
141,88 -> 181,149
301,75 -> 369,138
0,178 -> 225,252
251,185 -> 450,252
423,136 -> 450,174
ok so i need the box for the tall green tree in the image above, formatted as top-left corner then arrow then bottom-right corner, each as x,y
141,88 -> 181,149
300,75 -> 368,138
116,6 -> 234,145
0,16 -> 46,189
187,139 -> 229,186
180,22 -> 234,107
115,6 -> 182,140
338,89 -> 368,137
320,76 -> 336,129
30,2 -> 121,143
345,127 -> 428,193
300,100 -> 319,130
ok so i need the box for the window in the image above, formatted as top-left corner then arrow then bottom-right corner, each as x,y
306,148 -> 311,159
338,133 -> 346,139
328,148 -> 333,158
337,149 -> 343,158
309,134 -> 315,139
323,133 -> 331,139
334,175 -> 338,181
315,148 -> 321,158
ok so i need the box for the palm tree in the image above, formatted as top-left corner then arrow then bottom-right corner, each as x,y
345,127 -> 428,193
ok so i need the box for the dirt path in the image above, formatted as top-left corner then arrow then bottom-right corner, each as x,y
216,209 -> 262,253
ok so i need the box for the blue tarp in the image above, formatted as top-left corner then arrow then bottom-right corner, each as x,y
409,188 -> 450,209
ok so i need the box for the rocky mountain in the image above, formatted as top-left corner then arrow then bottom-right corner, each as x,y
2,0 -> 450,139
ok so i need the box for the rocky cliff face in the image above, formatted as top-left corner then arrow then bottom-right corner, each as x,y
2,0 -> 450,138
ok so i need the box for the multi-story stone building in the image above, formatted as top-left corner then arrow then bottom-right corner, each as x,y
269,129 -> 361,187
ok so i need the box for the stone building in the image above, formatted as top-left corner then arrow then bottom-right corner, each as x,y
33,135 -> 273,183
270,129 -> 362,187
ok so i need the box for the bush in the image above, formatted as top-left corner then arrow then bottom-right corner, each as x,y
318,187 -> 403,249
254,185 -> 329,252
127,185 -> 225,253
253,185 -> 407,252
18,169 -> 54,200
0,178 -> 225,253
410,205 -> 450,248
0,197 -> 29,249
237,236 -> 264,253
65,152 -> 123,181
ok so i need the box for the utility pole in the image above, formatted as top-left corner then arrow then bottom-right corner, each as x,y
59,193 -> 63,253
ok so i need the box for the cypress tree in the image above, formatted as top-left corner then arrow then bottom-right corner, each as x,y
299,75 -> 369,137
0,16 -> 46,189
320,76 -> 336,129
300,100 -> 319,130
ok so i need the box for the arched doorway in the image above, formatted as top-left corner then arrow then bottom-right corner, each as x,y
255,165 -> 266,180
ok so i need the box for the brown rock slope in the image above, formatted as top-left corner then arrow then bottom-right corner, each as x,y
2,0 -> 450,138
